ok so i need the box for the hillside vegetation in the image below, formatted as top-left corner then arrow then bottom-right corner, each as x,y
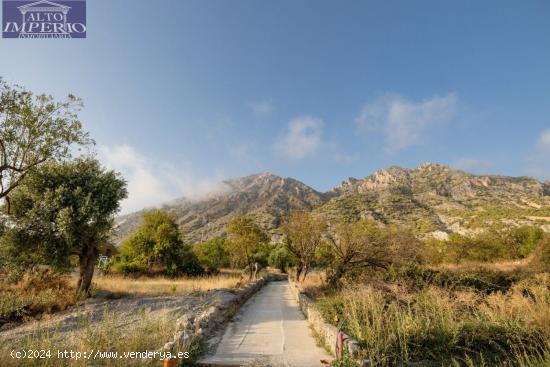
114,163 -> 550,245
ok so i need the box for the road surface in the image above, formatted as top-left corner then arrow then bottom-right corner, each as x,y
198,280 -> 332,367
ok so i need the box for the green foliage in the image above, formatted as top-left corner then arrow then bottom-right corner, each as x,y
330,351 -> 356,367
227,216 -> 268,276
314,242 -> 335,269
281,210 -> 326,280
424,226 -> 545,265
194,237 -> 230,273
513,226 -> 544,258
268,244 -> 297,273
0,79 -> 92,203
116,210 -> 203,277
251,243 -> 272,268
325,221 -> 422,288
112,260 -> 147,275
385,264 -> 520,294
0,159 -> 127,294
530,236 -> 550,272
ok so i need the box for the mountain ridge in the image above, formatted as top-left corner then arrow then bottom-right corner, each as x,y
113,163 -> 550,244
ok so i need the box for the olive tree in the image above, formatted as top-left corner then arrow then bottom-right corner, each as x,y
195,237 -> 230,273
227,216 -> 268,280
326,220 -> 421,288
281,211 -> 325,281
0,79 -> 91,211
3,159 -> 127,296
118,210 -> 203,276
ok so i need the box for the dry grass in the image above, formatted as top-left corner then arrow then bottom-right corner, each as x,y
432,258 -> 531,273
0,272 -> 76,322
87,271 -> 242,297
317,273 -> 550,366
1,270 -> 242,327
0,309 -> 188,367
299,272 -> 327,298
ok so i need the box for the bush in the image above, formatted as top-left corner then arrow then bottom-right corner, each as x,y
194,237 -> 230,273
252,243 -> 272,268
530,236 -> 550,272
428,227 -> 545,264
0,270 -> 75,323
385,264 -> 520,294
268,245 -> 296,273
514,226 -> 545,258
114,210 -> 203,277
112,260 -> 146,275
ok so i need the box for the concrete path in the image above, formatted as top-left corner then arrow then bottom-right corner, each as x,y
199,281 -> 332,367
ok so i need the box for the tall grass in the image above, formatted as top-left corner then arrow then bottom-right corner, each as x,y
1,271 -> 241,328
317,274 -> 550,366
0,308 -> 182,367
0,272 -> 75,323
88,272 -> 241,297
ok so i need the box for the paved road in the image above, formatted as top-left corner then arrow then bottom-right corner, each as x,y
199,281 -> 332,367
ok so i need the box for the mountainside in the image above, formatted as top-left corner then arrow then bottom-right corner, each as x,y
319,163 -> 550,236
113,173 -> 325,244
113,164 -> 550,244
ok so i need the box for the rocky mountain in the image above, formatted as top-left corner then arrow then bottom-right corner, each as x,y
319,163 -> 550,236
113,173 -> 326,244
113,164 -> 550,244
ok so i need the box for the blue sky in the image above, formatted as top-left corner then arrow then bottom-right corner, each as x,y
1,0 -> 549,213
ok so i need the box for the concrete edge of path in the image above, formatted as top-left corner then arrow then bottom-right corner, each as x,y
288,278 -> 362,359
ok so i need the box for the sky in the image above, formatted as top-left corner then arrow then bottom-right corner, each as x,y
1,0 -> 549,214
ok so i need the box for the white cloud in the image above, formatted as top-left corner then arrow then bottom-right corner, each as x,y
249,98 -> 274,117
537,130 -> 550,152
274,116 -> 323,159
452,158 -> 491,173
356,93 -> 458,153
526,129 -> 550,180
99,144 -> 227,214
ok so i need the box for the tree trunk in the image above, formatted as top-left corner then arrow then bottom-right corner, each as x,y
295,264 -> 303,282
301,264 -> 310,282
252,262 -> 258,280
76,244 -> 98,297
328,264 -> 346,289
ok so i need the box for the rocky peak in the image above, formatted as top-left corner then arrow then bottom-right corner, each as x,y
416,162 -> 450,171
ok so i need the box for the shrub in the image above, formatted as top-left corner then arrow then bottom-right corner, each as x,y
194,237 -> 230,273
385,264 -> 520,294
530,236 -> 550,272
115,210 -> 203,277
268,244 -> 296,273
112,260 -> 146,275
0,270 -> 75,323
514,226 -> 544,258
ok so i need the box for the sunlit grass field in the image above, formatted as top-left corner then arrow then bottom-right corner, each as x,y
300,262 -> 550,366
88,271 -> 242,297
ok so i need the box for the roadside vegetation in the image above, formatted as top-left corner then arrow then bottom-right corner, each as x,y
1,79 -> 550,366
89,272 -> 241,297
295,224 -> 550,366
0,309 -> 186,367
